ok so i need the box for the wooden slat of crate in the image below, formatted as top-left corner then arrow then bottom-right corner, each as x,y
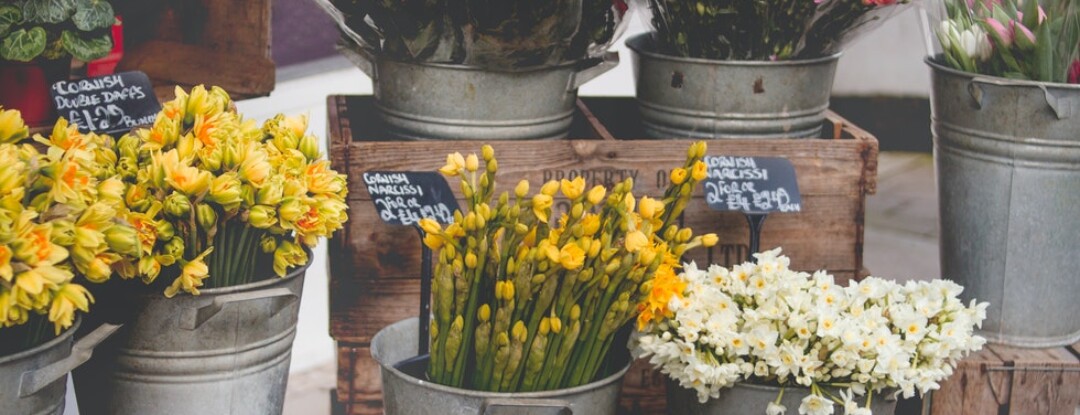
928,344 -> 1080,415
115,0 -> 275,100
327,95 -> 878,412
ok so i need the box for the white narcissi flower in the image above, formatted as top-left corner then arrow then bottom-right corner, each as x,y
767,401 -> 788,415
799,394 -> 834,415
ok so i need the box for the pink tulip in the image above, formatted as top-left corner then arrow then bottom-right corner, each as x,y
985,17 -> 1013,47
1012,21 -> 1035,45
1070,60 -> 1080,84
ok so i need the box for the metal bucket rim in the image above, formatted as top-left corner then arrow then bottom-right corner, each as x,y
151,254 -> 312,298
372,317 -> 632,398
625,33 -> 842,67
343,43 -> 605,74
926,56 -> 1080,90
0,316 -> 79,365
671,378 -> 898,402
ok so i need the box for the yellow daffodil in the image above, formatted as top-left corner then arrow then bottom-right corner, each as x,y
158,150 -> 212,196
558,244 -> 585,270
165,248 -> 213,298
638,196 -> 664,220
0,108 -> 29,144
586,185 -> 606,205
670,168 -> 688,185
48,283 -> 93,334
0,246 -> 12,281
419,218 -> 443,235
702,234 -> 719,247
625,230 -> 649,253
248,205 -> 277,229
691,160 -> 708,181
514,180 -> 529,198
272,241 -> 308,277
580,214 -> 601,236
560,177 -> 586,200
532,194 -> 553,223
239,143 -> 272,187
439,152 -> 466,176
540,180 -> 559,196
208,173 -> 243,209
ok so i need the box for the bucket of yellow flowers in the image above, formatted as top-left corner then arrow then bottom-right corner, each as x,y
69,86 -> 349,415
370,142 -> 719,414
0,109 -> 136,415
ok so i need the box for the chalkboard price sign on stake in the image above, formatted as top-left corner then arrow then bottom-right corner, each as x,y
362,171 -> 459,370
50,71 -> 161,135
702,156 -> 802,262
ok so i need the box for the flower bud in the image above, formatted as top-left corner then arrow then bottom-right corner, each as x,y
299,134 -> 321,160
209,173 -> 244,209
549,316 -> 562,334
539,318 -> 551,335
164,193 -> 193,218
586,185 -> 606,205
540,180 -> 559,196
670,168 -> 688,185
164,236 -> 185,259
692,160 -> 708,181
702,233 -> 719,247
465,154 -> 479,172
514,180 -> 530,198
486,159 -> 497,173
105,225 -> 140,257
423,233 -> 444,250
248,205 -> 277,229
481,145 -> 495,162
279,199 -> 305,222
465,252 -> 478,269
478,304 -> 492,322
155,220 -> 175,241
570,305 -> 581,320
677,228 -> 693,243
196,204 -> 218,231
261,234 -> 278,253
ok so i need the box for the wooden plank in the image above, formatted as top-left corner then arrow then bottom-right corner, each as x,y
930,347 -> 1008,415
619,359 -> 666,415
990,345 -> 1080,415
334,345 -> 384,415
330,278 -> 420,343
119,41 -> 275,100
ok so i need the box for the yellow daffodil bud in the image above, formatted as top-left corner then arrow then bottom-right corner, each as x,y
279,199 -> 305,222
639,196 -> 662,220
692,160 -> 708,181
586,185 -> 606,205
164,237 -> 185,259
104,225 -> 140,257
486,159 -> 497,173
512,321 -> 527,342
639,247 -> 658,266
261,234 -> 278,253
677,228 -> 693,243
465,252 -> 478,269
299,134 -> 321,160
164,193 -> 193,218
465,154 -> 479,172
196,203 -> 218,231
702,233 -> 719,247
539,318 -> 551,335
418,218 -> 442,235
98,177 -> 125,203
558,244 -> 585,270
478,304 -> 491,322
481,145 -> 495,161
208,173 -> 244,209
605,258 -> 621,274
514,180 -> 529,198
0,108 -> 29,144
502,281 -> 515,301
580,214 -> 601,237
423,233 -> 444,250
625,230 -> 648,253
560,177 -> 585,200
664,225 -> 679,241
540,180 -> 559,196
588,240 -> 601,258
670,168 -> 688,185
570,305 -> 581,320
531,273 -> 545,285
577,268 -> 593,283
248,205 -> 277,229
549,316 -> 562,334
532,194 -> 553,223
623,192 -> 636,213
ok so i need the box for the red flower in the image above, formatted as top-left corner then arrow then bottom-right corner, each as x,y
1069,60 -> 1080,84
612,0 -> 628,15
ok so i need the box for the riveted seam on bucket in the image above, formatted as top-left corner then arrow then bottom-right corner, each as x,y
376,105 -> 576,127
975,328 -> 1080,349
934,125 -> 1080,169
642,122 -> 823,140
637,100 -> 831,120
114,323 -> 297,359
108,343 -> 293,383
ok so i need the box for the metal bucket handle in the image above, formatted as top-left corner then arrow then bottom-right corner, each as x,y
179,285 -> 300,330
569,51 -> 620,91
19,323 -> 122,397
968,76 -> 1078,119
482,398 -> 572,415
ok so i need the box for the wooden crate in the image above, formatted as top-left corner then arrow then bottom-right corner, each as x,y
113,0 -> 275,100
326,95 -> 879,414
926,342 -> 1080,415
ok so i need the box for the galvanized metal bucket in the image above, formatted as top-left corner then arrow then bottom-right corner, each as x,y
0,319 -> 119,415
626,34 -> 840,139
372,317 -> 630,414
342,45 -> 619,140
667,380 -> 897,414
72,262 -> 309,415
929,59 -> 1080,348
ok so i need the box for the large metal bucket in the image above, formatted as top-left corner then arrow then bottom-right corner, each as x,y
72,262 -> 309,414
929,59 -> 1080,347
626,34 -> 840,139
342,46 -> 619,140
372,318 -> 630,414
0,319 -> 119,415
668,380 -> 897,414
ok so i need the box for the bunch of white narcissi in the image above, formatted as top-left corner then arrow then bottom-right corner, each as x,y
632,249 -> 988,415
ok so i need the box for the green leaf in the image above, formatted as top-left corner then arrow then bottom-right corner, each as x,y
1034,22 -> 1054,82
0,5 -> 21,38
60,29 -> 110,61
72,0 -> 114,31
1021,0 -> 1038,31
21,0 -> 76,24
1,26 -> 47,61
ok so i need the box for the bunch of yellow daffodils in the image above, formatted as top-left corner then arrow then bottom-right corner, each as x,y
0,108 -> 139,354
111,86 -> 348,297
422,142 -> 718,392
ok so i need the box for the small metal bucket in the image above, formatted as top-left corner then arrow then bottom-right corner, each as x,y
342,46 -> 619,140
73,262 -> 309,414
372,318 -> 630,414
668,380 -> 897,415
929,59 -> 1080,348
0,319 -> 119,415
626,34 -> 840,139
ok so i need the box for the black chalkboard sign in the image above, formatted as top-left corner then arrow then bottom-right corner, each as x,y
362,171 -> 459,226
50,71 -> 160,135
703,156 -> 802,214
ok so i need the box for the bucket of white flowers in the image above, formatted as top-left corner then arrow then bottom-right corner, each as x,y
632,249 -> 989,415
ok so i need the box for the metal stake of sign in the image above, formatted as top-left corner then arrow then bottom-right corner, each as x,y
393,227 -> 433,373
745,213 -> 768,263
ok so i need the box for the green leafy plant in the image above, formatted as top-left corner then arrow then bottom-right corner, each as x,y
0,0 -> 115,63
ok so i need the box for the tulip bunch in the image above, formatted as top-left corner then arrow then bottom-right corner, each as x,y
111,86 -> 349,297
421,143 -> 718,392
938,0 -> 1080,83
0,108 -> 139,355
